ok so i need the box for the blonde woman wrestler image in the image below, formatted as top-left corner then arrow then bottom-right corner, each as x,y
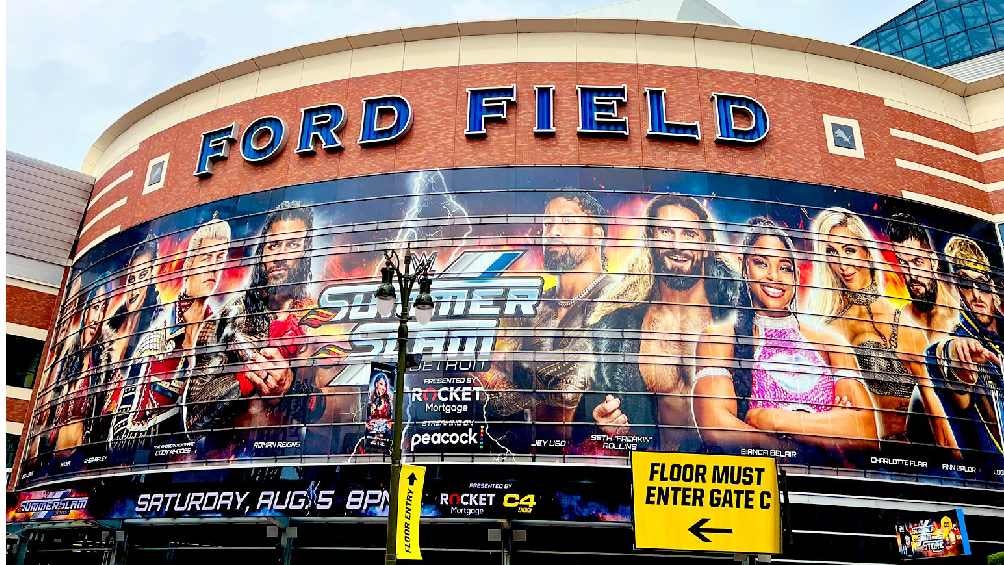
807,207 -> 938,443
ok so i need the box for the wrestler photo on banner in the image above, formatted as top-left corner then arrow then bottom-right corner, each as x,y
21,167 -> 1004,486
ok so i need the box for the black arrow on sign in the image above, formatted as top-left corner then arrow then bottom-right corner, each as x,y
407,473 -> 417,486
688,518 -> 733,543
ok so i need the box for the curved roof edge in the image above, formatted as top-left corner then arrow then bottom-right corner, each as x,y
82,17 -> 1004,175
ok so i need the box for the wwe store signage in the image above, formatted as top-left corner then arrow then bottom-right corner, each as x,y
193,86 -> 769,176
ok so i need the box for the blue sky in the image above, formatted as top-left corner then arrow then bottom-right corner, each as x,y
7,0 -> 913,172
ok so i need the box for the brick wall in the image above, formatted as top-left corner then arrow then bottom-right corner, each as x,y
70,62 -> 1004,251
6,285 -> 57,330
6,398 -> 28,425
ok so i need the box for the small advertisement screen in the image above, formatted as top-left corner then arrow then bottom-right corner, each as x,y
896,508 -> 971,559
6,489 -> 92,523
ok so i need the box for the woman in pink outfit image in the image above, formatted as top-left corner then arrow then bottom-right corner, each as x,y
693,217 -> 878,457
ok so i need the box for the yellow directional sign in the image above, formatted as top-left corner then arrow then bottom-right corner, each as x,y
396,464 -> 426,560
631,452 -> 781,554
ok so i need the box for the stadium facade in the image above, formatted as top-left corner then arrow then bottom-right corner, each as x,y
7,3 -> 1004,563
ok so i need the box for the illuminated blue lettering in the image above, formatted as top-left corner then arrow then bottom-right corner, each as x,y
296,104 -> 346,154
713,93 -> 769,144
359,95 -> 412,145
534,85 -> 555,135
193,123 -> 237,177
240,116 -> 286,163
577,85 -> 628,136
465,85 -> 516,136
645,88 -> 700,141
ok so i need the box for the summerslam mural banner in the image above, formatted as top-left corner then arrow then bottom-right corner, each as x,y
18,167 -> 1004,488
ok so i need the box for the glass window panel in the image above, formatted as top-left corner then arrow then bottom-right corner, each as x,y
962,1 -> 990,26
899,20 -> 923,47
925,38 -> 951,65
968,24 -> 996,53
945,31 -> 974,60
941,6 -> 967,35
936,0 -> 960,8
856,33 -> 880,50
916,0 -> 938,17
919,14 -> 945,41
903,45 -> 929,65
989,0 -> 1004,21
895,7 -> 918,24
7,335 -> 44,389
991,19 -> 1004,46
879,27 -> 902,51
6,434 -> 18,468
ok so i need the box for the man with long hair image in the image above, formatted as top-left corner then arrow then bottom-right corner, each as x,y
693,217 -> 878,458
583,194 -> 739,451
25,276 -> 85,460
481,193 -> 614,447
185,201 -> 347,450
100,238 -> 163,461
38,278 -> 112,462
884,212 -> 960,340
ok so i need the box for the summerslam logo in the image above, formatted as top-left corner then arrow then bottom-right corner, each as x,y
18,497 -> 88,513
312,250 -> 542,385
11,491 -> 90,522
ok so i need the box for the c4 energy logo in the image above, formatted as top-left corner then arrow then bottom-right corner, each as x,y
502,493 -> 537,514
317,250 -> 543,385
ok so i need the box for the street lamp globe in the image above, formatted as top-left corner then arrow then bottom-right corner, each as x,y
413,276 -> 435,325
375,263 -> 397,317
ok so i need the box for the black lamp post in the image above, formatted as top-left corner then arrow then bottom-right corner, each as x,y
374,245 -> 435,565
